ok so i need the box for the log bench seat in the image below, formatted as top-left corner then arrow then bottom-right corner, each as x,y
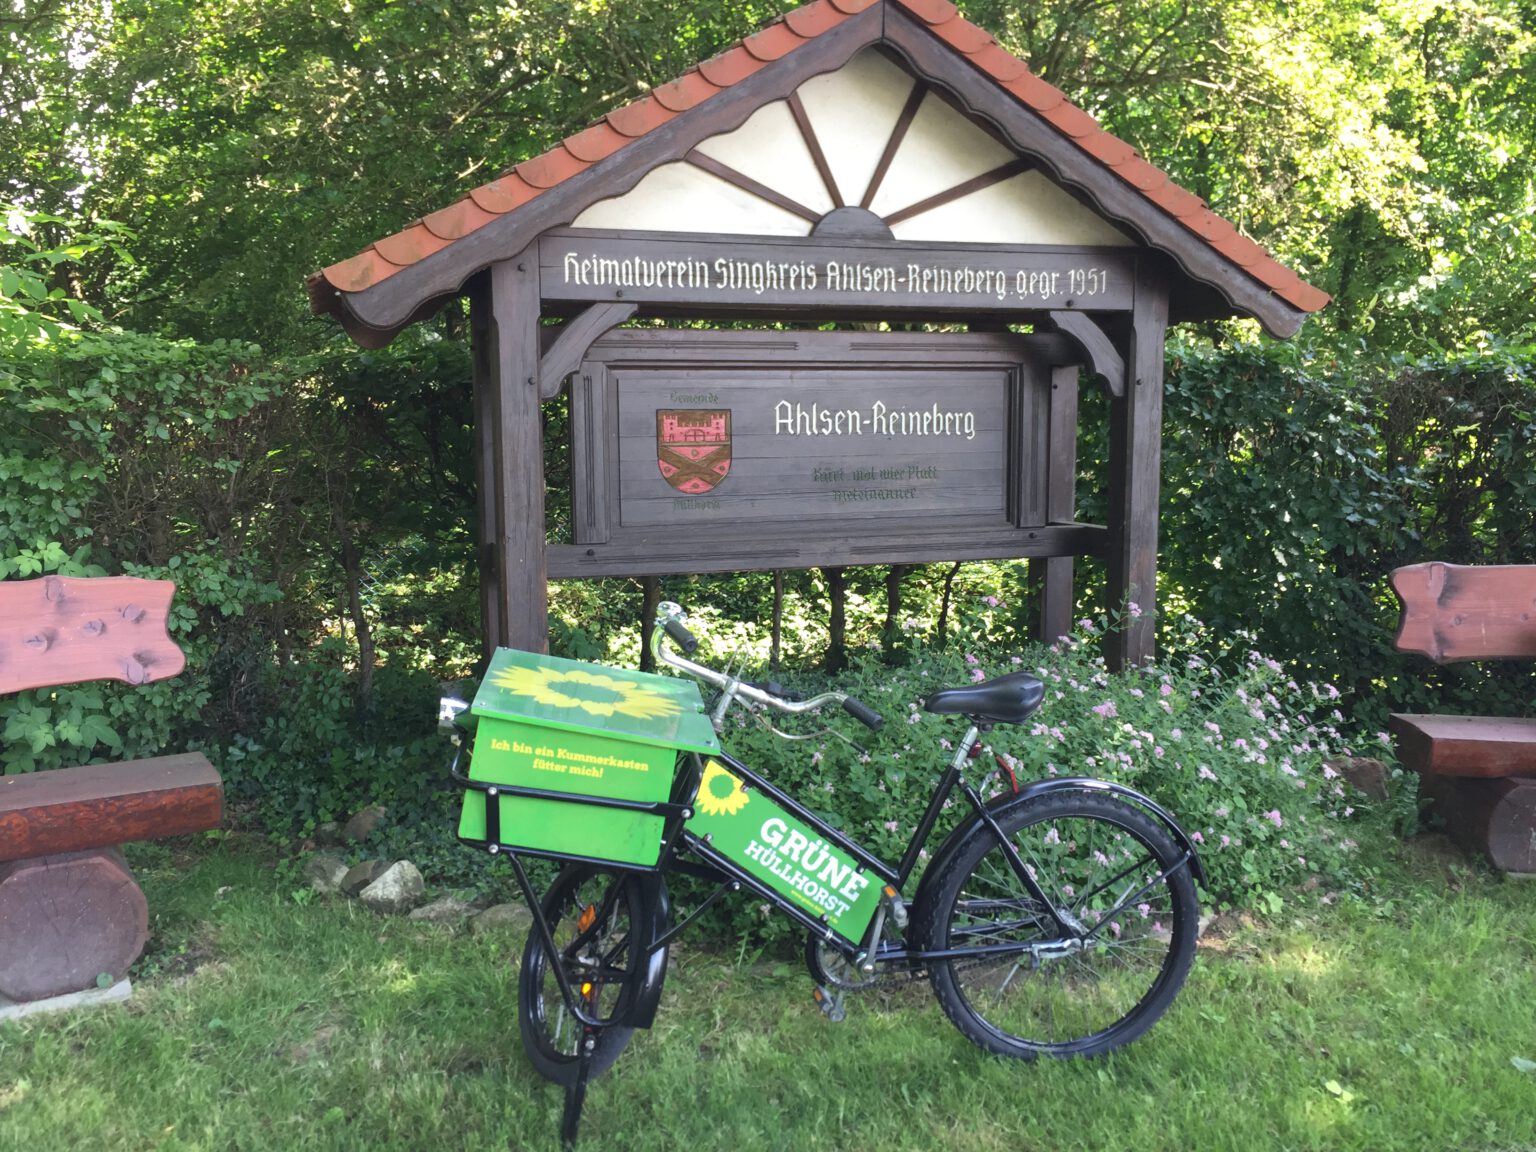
0,754 -> 223,862
1389,562 -> 1536,873
1,576 -> 223,1006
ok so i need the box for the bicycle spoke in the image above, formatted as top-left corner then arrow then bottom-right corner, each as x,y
928,797 -> 1195,1057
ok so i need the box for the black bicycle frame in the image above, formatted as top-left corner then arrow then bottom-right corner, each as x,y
670,735 -> 1081,961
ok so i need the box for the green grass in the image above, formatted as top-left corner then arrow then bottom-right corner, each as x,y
2,835 -> 1534,1152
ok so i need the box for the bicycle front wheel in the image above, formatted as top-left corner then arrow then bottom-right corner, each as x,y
917,792 -> 1198,1060
517,864 -> 658,1085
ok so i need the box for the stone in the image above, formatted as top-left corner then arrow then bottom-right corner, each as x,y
342,804 -> 388,843
408,895 -> 476,924
0,850 -> 148,1002
0,977 -> 132,1022
470,902 -> 533,936
1326,756 -> 1390,801
358,861 -> 425,914
303,853 -> 349,895
340,859 -> 390,896
314,822 -> 343,848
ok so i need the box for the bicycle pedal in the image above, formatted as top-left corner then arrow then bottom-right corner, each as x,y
812,985 -> 846,1023
882,885 -> 909,931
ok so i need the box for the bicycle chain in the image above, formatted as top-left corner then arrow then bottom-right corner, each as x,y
817,944 -> 1014,992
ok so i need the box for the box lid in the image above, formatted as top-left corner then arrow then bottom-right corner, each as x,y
471,648 -> 719,754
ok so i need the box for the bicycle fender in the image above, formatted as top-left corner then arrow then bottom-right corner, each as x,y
622,874 -> 672,1030
910,778 -> 1208,919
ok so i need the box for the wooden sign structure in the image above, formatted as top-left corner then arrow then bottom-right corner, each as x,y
308,0 -> 1327,668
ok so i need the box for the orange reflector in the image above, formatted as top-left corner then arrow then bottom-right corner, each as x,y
581,982 -> 594,997
883,886 -> 897,899
577,904 -> 597,933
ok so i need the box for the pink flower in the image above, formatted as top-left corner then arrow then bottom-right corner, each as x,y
1160,683 -> 1173,697
1264,810 -> 1283,828
1127,602 -> 1142,618
1198,765 -> 1217,782
1092,700 -> 1118,719
1220,835 -> 1231,847
965,653 -> 979,665
883,820 -> 899,832
970,668 -> 986,682
1191,831 -> 1204,843
983,595 -> 1000,608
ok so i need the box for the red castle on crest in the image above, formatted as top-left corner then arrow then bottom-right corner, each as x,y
656,409 -> 732,495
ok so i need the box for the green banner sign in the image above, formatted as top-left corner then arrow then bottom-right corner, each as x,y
686,759 -> 881,943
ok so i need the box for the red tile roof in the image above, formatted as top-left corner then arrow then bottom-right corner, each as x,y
309,0 -> 1328,324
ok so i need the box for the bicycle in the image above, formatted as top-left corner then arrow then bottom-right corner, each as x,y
444,602 -> 1205,1148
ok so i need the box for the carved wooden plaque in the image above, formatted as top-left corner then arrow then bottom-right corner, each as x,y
0,576 -> 186,695
540,229 -> 1135,314
563,329 -> 1054,574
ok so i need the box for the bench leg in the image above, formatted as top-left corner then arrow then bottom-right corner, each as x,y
1420,775 -> 1536,874
0,848 -> 149,1002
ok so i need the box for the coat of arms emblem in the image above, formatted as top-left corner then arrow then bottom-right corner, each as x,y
656,410 -> 732,494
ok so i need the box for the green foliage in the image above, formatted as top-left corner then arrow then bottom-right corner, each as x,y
1144,336 -> 1536,725
218,655 -> 444,833
961,0 -> 1536,351
0,312 -> 285,770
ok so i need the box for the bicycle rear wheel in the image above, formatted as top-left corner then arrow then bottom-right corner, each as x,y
917,792 -> 1197,1059
517,864 -> 660,1085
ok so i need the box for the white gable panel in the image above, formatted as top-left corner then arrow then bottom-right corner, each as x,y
891,170 -> 1134,246
795,49 -> 916,208
867,94 -> 1019,219
571,162 -> 813,236
694,101 -> 835,215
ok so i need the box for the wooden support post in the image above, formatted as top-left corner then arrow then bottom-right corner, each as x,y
639,576 -> 661,672
489,250 -> 549,653
824,566 -> 848,673
1031,364 -> 1080,644
1105,267 -> 1168,670
470,278 -> 502,661
771,570 -> 784,671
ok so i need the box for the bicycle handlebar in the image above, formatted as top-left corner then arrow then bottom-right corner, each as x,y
842,695 -> 884,731
651,601 -> 883,729
663,616 -> 698,654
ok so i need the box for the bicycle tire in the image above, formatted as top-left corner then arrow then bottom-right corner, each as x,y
517,864 -> 659,1085
916,791 -> 1198,1059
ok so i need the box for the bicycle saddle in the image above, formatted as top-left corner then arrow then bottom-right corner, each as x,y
924,671 -> 1045,725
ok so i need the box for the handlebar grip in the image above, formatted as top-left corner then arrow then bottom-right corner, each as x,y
842,696 -> 884,731
663,617 -> 699,654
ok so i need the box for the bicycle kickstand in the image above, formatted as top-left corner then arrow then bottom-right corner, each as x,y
561,1027 -> 598,1151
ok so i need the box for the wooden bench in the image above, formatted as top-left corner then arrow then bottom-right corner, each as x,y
0,575 -> 223,1005
1388,562 -> 1536,874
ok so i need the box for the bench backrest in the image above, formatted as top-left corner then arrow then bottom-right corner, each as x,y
0,576 -> 186,694
1391,562 -> 1536,664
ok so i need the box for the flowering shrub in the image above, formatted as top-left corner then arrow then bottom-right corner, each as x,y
693,598 -> 1388,937
986,609 -> 1383,904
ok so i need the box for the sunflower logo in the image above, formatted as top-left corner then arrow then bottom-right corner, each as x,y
491,664 -> 683,722
694,759 -> 749,818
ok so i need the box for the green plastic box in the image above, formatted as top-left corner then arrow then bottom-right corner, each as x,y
457,648 -> 719,868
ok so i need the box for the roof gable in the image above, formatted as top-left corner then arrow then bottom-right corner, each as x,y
308,0 -> 1326,346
